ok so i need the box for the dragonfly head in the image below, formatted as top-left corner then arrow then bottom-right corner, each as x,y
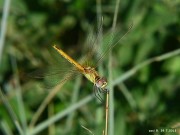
95,77 -> 107,89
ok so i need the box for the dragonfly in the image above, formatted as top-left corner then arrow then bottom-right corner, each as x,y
50,23 -> 133,102
53,45 -> 108,101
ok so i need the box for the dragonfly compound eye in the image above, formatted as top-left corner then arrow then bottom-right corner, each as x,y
95,77 -> 107,88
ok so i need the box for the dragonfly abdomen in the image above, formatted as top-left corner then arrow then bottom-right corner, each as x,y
53,45 -> 85,72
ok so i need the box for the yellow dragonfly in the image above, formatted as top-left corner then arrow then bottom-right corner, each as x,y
50,23 -> 133,102
53,45 -> 108,101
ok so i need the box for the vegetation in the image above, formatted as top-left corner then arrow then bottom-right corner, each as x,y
0,0 -> 180,135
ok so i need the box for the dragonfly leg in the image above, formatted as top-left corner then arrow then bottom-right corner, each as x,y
97,87 -> 104,102
104,88 -> 109,94
99,88 -> 109,94
93,85 -> 103,103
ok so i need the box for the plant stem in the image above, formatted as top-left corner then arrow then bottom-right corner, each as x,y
105,92 -> 109,135
0,0 -> 10,63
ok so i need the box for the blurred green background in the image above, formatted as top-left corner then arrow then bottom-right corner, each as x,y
0,0 -> 180,135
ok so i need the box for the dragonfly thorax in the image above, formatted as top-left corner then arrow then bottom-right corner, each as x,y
83,66 -> 107,89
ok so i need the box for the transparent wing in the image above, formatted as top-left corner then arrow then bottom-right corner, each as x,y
81,20 -> 133,68
81,17 -> 104,67
95,22 -> 133,68
28,47 -> 81,89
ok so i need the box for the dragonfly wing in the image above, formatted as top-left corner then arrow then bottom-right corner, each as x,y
28,67 -> 79,89
44,68 -> 80,89
81,18 -> 104,67
28,46 -> 81,89
95,23 -> 133,66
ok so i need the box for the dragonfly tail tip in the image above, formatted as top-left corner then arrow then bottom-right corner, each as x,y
53,45 -> 57,49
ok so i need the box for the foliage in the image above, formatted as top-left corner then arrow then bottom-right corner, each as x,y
0,0 -> 180,135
